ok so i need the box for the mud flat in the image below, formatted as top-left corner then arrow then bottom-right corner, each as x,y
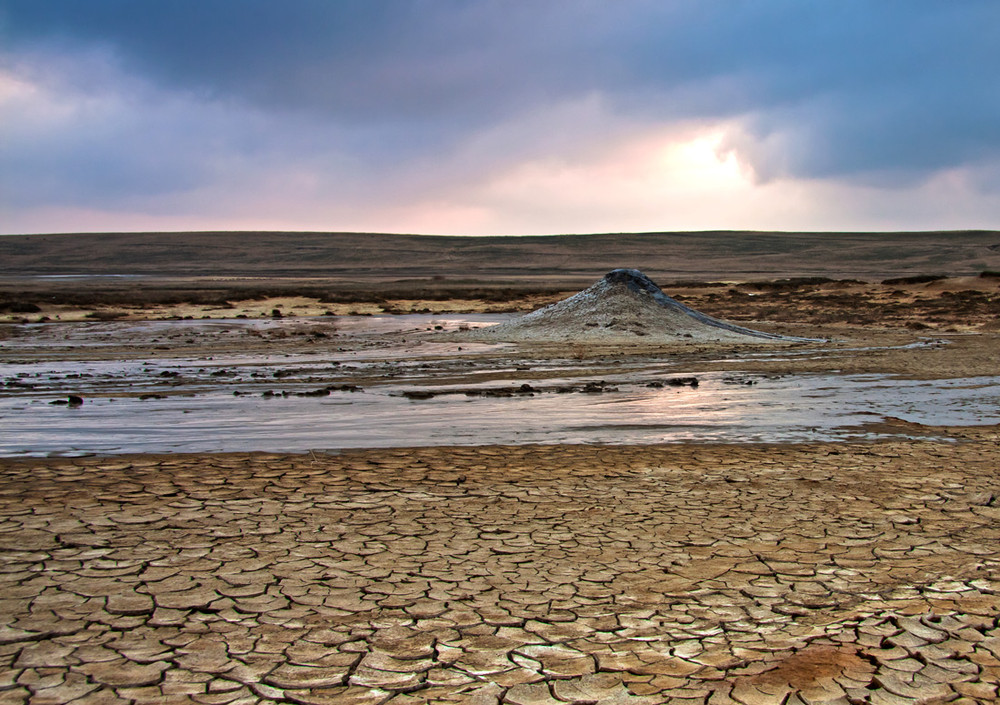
2,438 -> 1000,704
3,236 -> 1000,702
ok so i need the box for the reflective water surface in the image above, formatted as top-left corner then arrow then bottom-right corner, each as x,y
4,371 -> 999,456
2,315 -> 998,456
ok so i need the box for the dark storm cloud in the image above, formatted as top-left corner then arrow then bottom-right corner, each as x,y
2,0 -> 999,218
1,0 -> 582,125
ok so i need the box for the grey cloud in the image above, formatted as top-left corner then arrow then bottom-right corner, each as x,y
1,0 -> 586,122
2,0 -> 1000,197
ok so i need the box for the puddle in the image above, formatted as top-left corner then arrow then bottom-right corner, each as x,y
2,371 -> 998,456
3,314 -> 998,456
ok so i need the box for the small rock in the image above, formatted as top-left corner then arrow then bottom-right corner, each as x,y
666,376 -> 699,388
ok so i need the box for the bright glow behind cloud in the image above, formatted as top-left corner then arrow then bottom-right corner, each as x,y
3,1 -> 1000,235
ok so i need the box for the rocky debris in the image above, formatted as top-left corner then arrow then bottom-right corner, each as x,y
464,269 -> 820,344
48,394 -> 84,406
256,385 -> 364,399
401,389 -> 441,400
724,374 -> 763,385
648,376 -> 700,388
295,384 -> 363,397
1,437 -> 999,703
400,380 -> 622,399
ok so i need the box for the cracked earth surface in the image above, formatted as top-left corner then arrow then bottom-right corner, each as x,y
2,437 -> 1000,704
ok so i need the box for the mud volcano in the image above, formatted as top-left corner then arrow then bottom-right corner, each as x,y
469,268 -> 815,344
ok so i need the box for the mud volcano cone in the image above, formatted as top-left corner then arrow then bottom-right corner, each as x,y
469,268 -> 814,344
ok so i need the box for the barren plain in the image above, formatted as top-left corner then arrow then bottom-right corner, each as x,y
2,230 -> 1000,704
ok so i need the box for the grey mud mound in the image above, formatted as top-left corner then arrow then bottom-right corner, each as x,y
468,268 -> 816,344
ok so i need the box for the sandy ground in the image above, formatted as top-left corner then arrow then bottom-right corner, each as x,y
3,271 -> 1000,703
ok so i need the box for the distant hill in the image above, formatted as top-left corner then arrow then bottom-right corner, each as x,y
2,230 -> 999,282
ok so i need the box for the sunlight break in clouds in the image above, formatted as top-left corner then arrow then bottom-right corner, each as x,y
435,125 -> 798,235
3,2 -> 1000,235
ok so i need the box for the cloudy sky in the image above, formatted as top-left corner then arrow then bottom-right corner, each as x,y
2,1 -> 999,236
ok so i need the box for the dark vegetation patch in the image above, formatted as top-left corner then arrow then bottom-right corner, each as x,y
84,310 -> 128,321
0,283 -> 563,308
881,274 -> 947,285
317,286 -> 554,304
738,277 -> 852,291
0,301 -> 42,313
689,284 -> 999,326
659,280 -> 732,289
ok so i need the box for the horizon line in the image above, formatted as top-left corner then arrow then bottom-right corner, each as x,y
3,228 -> 998,239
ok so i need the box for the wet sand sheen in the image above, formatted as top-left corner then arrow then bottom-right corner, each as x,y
2,437 -> 999,703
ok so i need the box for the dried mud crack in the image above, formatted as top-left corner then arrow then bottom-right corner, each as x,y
2,438 -> 999,704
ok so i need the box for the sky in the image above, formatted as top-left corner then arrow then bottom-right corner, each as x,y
2,1 -> 1000,236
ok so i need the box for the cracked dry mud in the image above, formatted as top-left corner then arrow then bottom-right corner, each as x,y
2,437 -> 1000,704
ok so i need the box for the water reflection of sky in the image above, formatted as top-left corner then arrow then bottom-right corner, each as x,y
3,314 -> 998,456
2,371 -> 998,457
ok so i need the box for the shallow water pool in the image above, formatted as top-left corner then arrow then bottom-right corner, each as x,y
3,314 -> 997,456
2,371 -> 998,456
